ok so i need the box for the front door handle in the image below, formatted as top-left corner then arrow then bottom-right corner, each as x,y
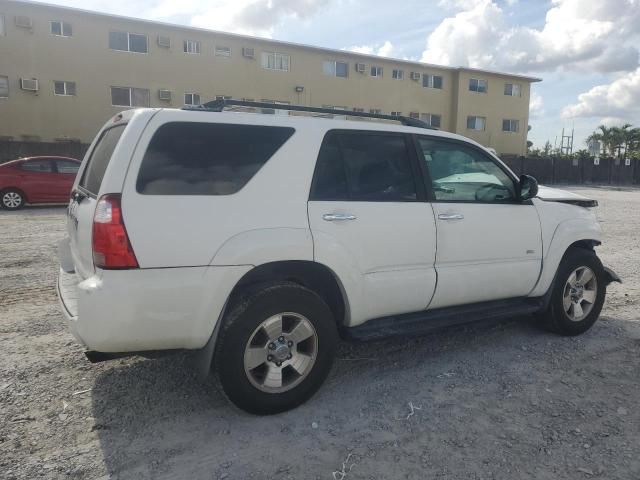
323,213 -> 357,221
438,213 -> 464,221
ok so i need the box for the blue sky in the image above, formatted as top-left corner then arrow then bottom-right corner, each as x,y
44,0 -> 640,150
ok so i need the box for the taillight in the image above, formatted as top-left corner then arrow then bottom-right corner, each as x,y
92,194 -> 138,269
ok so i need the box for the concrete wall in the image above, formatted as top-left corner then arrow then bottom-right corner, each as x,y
0,0 -> 539,155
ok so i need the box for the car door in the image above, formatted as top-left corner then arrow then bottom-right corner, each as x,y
18,159 -> 58,202
52,159 -> 80,200
414,135 -> 542,309
307,130 -> 437,326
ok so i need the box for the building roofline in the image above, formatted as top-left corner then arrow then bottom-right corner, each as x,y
10,0 -> 542,83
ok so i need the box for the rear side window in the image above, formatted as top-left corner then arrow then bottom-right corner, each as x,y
56,160 -> 80,174
136,122 -> 295,195
21,160 -> 53,172
311,131 -> 417,202
79,125 -> 126,195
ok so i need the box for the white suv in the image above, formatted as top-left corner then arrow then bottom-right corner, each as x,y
57,101 -> 620,414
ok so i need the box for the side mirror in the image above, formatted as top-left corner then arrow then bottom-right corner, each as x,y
519,174 -> 538,201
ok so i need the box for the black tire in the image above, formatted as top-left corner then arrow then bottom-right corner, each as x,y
1,188 -> 26,210
215,282 -> 338,415
537,248 -> 606,336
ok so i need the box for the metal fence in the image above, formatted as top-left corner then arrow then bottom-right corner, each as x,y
0,141 -> 89,164
501,156 -> 640,186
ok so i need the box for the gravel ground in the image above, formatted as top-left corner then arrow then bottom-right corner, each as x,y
1,186 -> 639,480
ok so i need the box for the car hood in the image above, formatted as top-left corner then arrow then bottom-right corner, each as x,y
536,185 -> 598,207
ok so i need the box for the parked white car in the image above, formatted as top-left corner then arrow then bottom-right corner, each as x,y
57,101 -> 620,414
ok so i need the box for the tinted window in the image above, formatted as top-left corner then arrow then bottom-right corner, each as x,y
56,160 -> 80,174
21,160 -> 52,172
416,137 -> 515,202
311,132 -> 417,202
136,123 -> 295,195
79,125 -> 126,195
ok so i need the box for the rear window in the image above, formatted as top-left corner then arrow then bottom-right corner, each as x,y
136,122 -> 295,195
79,125 -> 126,195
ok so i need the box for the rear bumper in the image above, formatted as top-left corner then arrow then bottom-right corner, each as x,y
56,264 -> 251,353
603,266 -> 622,285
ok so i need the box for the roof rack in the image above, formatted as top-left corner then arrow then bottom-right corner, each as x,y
184,99 -> 435,129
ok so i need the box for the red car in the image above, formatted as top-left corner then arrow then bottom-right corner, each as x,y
0,156 -> 81,210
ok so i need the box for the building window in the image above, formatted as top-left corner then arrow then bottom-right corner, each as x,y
54,81 -> 76,96
260,99 -> 290,115
50,20 -> 72,37
215,95 -> 232,101
111,86 -> 150,107
469,78 -> 487,93
261,51 -> 290,71
370,66 -> 383,78
504,83 -> 521,97
0,76 -> 8,97
109,31 -> 148,53
323,60 -> 348,78
420,113 -> 441,128
392,69 -> 404,80
215,46 -> 231,57
184,92 -> 201,106
369,108 -> 382,114
183,39 -> 201,54
502,119 -> 520,132
409,112 -> 419,119
467,116 -> 486,131
353,107 -> 364,113
423,74 -> 443,89
390,111 -> 402,117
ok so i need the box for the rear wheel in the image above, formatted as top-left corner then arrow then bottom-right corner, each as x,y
1,189 -> 25,210
538,248 -> 606,336
215,282 -> 338,414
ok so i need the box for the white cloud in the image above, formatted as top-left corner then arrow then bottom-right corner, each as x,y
529,91 -> 544,118
422,0 -> 640,73
561,68 -> 640,119
346,40 -> 395,57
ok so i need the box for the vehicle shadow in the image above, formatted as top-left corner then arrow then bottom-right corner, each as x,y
89,315 -> 632,479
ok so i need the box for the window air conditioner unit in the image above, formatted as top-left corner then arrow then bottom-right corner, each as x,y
410,72 -> 421,81
242,47 -> 255,58
157,35 -> 171,48
20,78 -> 39,91
15,15 -> 33,28
158,89 -> 171,101
355,63 -> 366,73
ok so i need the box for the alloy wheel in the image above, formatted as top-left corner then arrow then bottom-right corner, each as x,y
562,266 -> 597,322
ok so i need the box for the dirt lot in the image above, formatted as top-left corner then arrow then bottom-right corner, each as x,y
1,186 -> 639,480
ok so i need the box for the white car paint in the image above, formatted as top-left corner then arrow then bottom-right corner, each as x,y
58,107 -> 608,353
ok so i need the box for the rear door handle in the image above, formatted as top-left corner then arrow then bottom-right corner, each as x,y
323,213 -> 357,221
438,213 -> 464,221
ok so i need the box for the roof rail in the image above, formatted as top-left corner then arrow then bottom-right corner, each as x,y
183,99 -> 435,129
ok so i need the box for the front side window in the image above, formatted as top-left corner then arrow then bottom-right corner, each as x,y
392,69 -> 404,80
504,83 -> 521,96
184,92 -> 201,105
502,119 -> 520,132
469,78 -> 487,93
423,74 -> 443,89
54,80 -> 76,96
80,125 -> 126,194
136,123 -> 295,195
109,31 -> 148,53
111,86 -> 149,107
370,66 -> 383,78
51,21 -> 72,37
467,116 -> 486,131
417,137 -> 515,202
311,132 -> 417,202
21,160 -> 53,172
261,51 -> 290,71
183,39 -> 201,54
323,60 -> 348,78
0,76 -> 8,97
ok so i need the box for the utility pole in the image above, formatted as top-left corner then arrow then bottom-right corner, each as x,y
560,127 -> 574,156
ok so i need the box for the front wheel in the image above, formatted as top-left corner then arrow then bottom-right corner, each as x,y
538,248 -> 606,336
1,189 -> 25,210
215,282 -> 338,414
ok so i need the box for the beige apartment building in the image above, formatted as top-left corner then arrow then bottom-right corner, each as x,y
0,0 -> 540,155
